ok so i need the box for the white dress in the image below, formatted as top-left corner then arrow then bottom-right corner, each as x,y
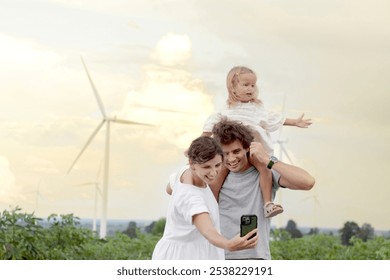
203,102 -> 286,155
152,166 -> 225,260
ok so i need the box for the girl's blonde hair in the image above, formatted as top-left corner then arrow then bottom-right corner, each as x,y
226,66 -> 261,107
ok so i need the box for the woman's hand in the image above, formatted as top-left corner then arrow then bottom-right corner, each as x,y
226,228 -> 258,251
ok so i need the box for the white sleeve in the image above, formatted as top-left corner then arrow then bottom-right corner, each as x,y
202,113 -> 222,133
168,172 -> 178,191
176,190 -> 209,224
262,111 -> 286,132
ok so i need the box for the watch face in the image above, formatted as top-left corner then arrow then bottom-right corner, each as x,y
270,156 -> 278,162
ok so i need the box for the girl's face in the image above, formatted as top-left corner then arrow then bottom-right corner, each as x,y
191,155 -> 223,185
233,73 -> 257,102
221,140 -> 250,173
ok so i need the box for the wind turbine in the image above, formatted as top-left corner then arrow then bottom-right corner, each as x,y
68,57 -> 154,238
30,179 -> 43,214
35,179 -> 41,212
274,93 -> 293,164
301,194 -> 320,229
76,161 -> 103,232
273,93 -> 294,228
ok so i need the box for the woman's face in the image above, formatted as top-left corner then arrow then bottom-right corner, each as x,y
191,155 -> 223,185
233,73 -> 257,102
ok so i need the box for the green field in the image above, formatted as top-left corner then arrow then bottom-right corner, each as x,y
1,207 -> 389,260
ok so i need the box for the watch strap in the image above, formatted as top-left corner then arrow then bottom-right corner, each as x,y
267,156 -> 278,169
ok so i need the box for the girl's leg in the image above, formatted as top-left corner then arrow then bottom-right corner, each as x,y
250,132 -> 283,217
260,166 -> 283,218
248,141 -> 283,218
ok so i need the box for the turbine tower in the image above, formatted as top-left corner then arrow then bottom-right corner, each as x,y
275,93 -> 293,164
274,93 -> 294,228
68,57 -> 154,238
77,161 -> 103,232
302,194 -> 320,228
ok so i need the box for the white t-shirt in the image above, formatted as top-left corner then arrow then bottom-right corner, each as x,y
152,166 -> 224,260
219,166 -> 281,259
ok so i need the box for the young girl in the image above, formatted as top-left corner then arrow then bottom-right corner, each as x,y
152,136 -> 257,260
202,66 -> 312,218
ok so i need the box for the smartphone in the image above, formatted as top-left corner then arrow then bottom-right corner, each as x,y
240,215 -> 257,240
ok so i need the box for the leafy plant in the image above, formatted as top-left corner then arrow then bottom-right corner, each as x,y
0,207 -> 45,259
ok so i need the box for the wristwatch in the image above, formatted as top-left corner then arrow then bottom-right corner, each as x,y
267,156 -> 278,169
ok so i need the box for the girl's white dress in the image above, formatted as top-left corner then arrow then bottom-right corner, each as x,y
203,102 -> 286,155
152,166 -> 224,260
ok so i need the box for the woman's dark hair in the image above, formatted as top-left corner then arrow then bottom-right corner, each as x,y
187,136 -> 223,164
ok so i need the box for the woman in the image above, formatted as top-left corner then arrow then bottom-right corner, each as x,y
152,136 -> 257,259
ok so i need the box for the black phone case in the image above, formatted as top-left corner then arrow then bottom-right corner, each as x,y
240,215 -> 257,239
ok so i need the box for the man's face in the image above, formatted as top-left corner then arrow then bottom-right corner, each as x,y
221,140 -> 250,173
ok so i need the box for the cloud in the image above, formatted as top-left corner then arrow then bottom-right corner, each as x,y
119,33 -> 214,149
0,33 -> 62,66
151,33 -> 192,66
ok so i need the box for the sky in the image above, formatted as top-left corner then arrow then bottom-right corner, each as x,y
0,0 -> 389,231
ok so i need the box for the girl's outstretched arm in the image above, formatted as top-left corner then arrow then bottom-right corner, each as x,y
284,113 -> 312,128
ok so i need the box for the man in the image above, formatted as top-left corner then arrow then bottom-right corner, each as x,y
210,118 -> 315,259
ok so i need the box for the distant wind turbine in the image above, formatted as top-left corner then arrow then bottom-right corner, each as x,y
275,93 -> 293,164
301,194 -> 321,228
273,93 -> 294,228
76,161 -> 103,232
34,179 -> 42,213
68,57 -> 154,238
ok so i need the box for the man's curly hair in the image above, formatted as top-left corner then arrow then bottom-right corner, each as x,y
212,117 -> 254,149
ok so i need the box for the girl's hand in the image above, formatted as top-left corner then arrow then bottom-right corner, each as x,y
296,113 -> 312,128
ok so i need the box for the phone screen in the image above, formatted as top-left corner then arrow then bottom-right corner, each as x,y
240,215 -> 257,239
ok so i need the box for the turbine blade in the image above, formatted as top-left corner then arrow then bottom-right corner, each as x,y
280,143 -> 293,164
112,117 -> 155,127
67,120 -> 105,174
80,56 -> 107,118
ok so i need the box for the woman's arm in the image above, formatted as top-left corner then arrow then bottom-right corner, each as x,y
193,212 -> 258,251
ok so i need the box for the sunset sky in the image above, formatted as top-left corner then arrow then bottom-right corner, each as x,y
1,0 -> 389,231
